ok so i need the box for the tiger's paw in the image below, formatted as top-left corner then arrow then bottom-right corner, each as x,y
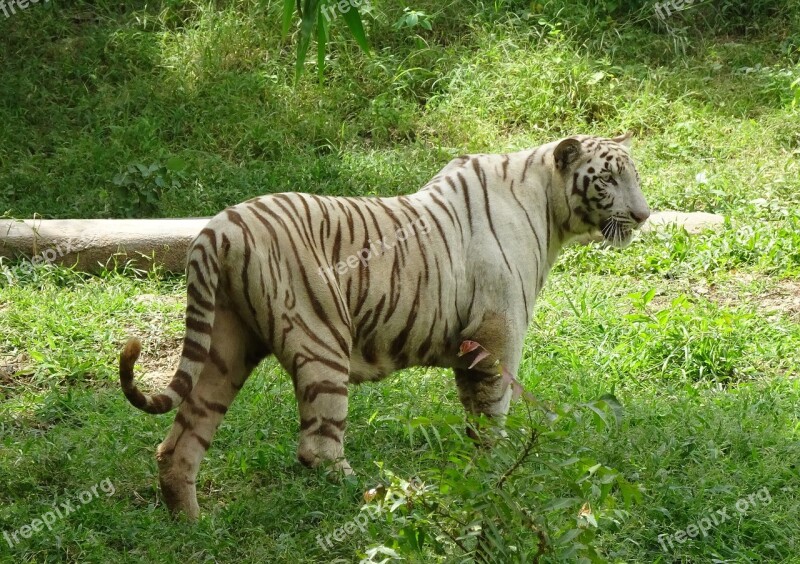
327,458 -> 355,480
298,448 -> 354,478
319,458 -> 356,482
158,472 -> 200,522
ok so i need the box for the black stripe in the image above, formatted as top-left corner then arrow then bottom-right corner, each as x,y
186,316 -> 212,335
182,337 -> 207,361
456,172 -> 473,229
250,202 -> 351,351
187,283 -> 214,311
472,158 -> 512,272
419,203 -> 451,258
390,273 -> 423,366
168,369 -> 193,397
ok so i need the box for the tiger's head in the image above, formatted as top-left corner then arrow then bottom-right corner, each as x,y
553,133 -> 650,248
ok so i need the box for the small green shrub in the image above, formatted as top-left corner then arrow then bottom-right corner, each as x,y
361,395 -> 641,562
102,158 -> 187,218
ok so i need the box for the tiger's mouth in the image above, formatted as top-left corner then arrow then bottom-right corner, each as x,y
600,218 -> 634,248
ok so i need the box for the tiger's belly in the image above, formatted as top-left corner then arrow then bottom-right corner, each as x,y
347,334 -> 461,384
348,350 -> 395,383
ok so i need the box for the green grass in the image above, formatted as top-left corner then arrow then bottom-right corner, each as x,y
2,0 -> 800,562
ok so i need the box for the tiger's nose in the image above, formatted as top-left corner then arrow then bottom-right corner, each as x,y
629,209 -> 650,225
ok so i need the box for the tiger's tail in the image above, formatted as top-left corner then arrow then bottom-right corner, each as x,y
120,229 -> 220,414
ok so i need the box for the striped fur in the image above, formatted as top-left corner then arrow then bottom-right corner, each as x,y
119,133 -> 650,519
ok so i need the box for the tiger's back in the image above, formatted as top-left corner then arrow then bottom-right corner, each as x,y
212,192 -> 465,384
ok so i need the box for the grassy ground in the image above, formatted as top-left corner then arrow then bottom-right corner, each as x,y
1,0 -> 800,562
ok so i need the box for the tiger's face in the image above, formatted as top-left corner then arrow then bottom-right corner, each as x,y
554,134 -> 650,248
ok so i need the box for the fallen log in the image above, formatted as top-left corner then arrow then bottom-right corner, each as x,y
0,212 -> 725,274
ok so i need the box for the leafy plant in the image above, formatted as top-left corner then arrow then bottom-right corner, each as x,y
103,157 -> 187,218
392,8 -> 433,31
359,341 -> 640,562
361,399 -> 638,562
282,0 -> 370,81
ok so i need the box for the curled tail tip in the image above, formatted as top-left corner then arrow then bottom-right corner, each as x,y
119,337 -> 178,415
120,337 -> 142,384
123,337 -> 142,358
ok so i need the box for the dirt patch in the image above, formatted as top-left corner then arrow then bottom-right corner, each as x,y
132,294 -> 183,307
635,274 -> 800,321
754,278 -> 800,320
135,336 -> 183,392
0,353 -> 36,399
690,274 -> 800,320
123,293 -> 185,390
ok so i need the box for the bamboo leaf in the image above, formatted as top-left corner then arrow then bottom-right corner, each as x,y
287,0 -> 369,81
341,5 -> 370,54
598,393 -> 623,425
542,497 -> 582,511
281,0 -> 295,38
316,3 -> 329,82
294,0 -> 319,81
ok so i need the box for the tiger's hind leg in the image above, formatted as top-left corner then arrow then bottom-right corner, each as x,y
155,307 -> 267,520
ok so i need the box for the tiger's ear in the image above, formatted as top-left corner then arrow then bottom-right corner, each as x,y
611,131 -> 633,148
553,138 -> 583,171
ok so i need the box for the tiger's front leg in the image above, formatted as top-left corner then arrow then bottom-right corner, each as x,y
455,368 -> 514,443
289,357 -> 353,474
454,368 -> 513,420
455,311 -> 523,442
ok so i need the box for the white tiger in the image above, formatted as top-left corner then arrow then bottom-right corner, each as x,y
119,133 -> 650,519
